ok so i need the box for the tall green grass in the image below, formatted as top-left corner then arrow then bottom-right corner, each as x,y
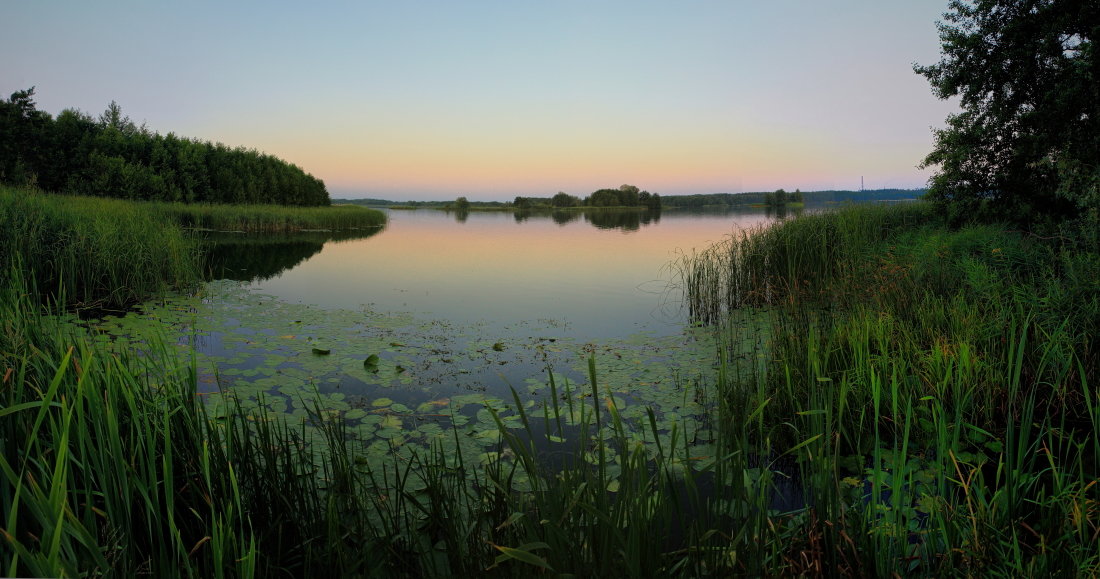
152,201 -> 387,233
0,185 -> 387,310
0,186 -> 201,310
679,202 -> 1099,574
3,196 -> 1096,576
679,203 -> 932,322
0,264 -> 754,575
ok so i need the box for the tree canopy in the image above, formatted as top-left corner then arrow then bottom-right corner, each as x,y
0,88 -> 331,206
915,0 -> 1099,224
584,184 -> 661,209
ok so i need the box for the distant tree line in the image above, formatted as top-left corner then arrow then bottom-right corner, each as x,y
660,189 -> 924,209
0,88 -> 330,206
340,188 -> 922,210
514,184 -> 661,210
763,188 -> 803,206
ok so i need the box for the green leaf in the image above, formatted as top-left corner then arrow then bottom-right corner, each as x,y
490,542 -> 553,571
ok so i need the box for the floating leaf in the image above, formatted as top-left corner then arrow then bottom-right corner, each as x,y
364,354 -> 380,367
371,398 -> 393,407
312,347 -> 331,355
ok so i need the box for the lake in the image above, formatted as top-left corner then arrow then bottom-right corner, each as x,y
225,207 -> 777,339
92,206 -> 789,476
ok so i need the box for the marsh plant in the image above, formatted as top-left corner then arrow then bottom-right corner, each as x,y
0,185 -> 386,310
2,199 -> 1098,576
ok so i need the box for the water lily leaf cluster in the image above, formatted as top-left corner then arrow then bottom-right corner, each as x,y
79,280 -> 722,482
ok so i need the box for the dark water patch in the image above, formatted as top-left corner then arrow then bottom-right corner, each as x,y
199,228 -> 385,282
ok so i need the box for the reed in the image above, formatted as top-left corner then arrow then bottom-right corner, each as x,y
151,201 -> 387,233
677,202 -> 1099,575
3,195 -> 1096,576
0,185 -> 387,310
0,186 -> 201,310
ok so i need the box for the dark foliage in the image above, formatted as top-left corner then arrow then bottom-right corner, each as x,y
584,184 -> 661,209
0,88 -> 330,206
661,189 -> 921,208
915,0 -> 1099,225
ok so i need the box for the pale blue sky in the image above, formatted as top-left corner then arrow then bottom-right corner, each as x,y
2,1 -> 958,201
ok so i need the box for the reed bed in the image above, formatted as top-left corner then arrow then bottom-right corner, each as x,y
0,186 -> 201,310
151,201 -> 387,233
3,196 -> 1097,575
680,202 -> 1099,574
679,203 -> 932,322
0,185 -> 387,310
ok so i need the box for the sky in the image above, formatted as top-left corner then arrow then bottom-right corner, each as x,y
2,1 -> 960,202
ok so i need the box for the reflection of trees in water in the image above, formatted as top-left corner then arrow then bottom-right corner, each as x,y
584,208 -> 661,231
512,208 -> 657,231
201,228 -> 384,282
551,211 -> 581,226
764,205 -> 803,220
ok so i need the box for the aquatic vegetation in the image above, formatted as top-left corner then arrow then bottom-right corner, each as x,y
152,200 -> 387,233
0,184 -> 387,310
81,280 -> 722,486
3,198 -> 1097,576
679,202 -> 1100,574
0,185 -> 201,309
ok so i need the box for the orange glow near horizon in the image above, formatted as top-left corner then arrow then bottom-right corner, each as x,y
241,121 -> 925,200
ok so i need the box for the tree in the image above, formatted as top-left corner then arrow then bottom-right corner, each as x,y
618,184 -> 640,207
0,87 -> 52,186
551,191 -> 578,208
98,101 -> 138,136
915,0 -> 1099,224
454,196 -> 470,211
587,188 -> 620,207
774,188 -> 787,206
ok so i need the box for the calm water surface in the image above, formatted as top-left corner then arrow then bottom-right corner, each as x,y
88,206 -> 794,478
239,208 -> 776,340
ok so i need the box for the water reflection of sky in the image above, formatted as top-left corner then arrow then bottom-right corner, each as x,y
245,209 -> 776,340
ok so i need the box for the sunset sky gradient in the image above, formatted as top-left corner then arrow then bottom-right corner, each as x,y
2,1 -> 960,201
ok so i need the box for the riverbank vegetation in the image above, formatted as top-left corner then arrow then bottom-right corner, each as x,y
677,203 -> 1098,575
0,185 -> 385,310
0,88 -> 329,206
339,187 -> 919,211
762,187 -> 804,207
3,1 -> 1097,575
339,184 -> 663,211
4,200 -> 1096,576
